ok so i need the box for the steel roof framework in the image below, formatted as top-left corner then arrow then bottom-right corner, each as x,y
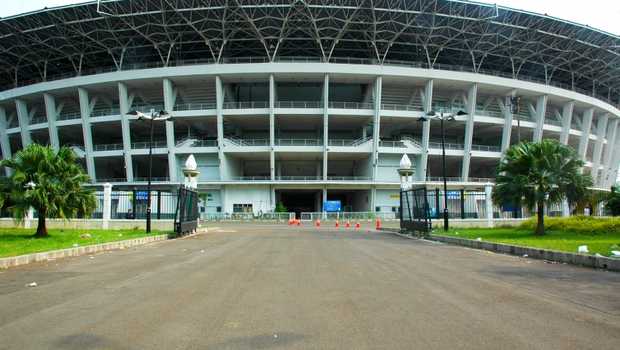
0,0 -> 619,105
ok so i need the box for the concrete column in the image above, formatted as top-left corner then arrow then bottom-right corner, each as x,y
322,187 -> 328,210
78,88 -> 96,181
532,95 -> 548,142
215,76 -> 225,180
499,92 -> 515,153
0,107 -> 12,176
43,94 -> 60,150
559,101 -> 574,145
323,74 -> 329,181
591,114 -> 609,184
117,82 -> 134,181
371,76 -> 382,180
370,186 -> 377,212
461,84 -> 478,180
485,184 -> 493,227
607,136 -> 620,188
601,119 -> 618,187
419,79 -> 433,180
163,78 -> 178,182
102,183 -> 112,229
269,74 -> 276,180
15,99 -> 32,146
578,108 -> 594,162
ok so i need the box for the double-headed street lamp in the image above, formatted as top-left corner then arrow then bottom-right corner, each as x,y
419,109 -> 467,231
126,109 -> 173,233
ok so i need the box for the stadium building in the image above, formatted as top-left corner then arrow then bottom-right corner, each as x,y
0,0 -> 619,216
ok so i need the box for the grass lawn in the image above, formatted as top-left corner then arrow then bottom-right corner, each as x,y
438,227 -> 620,257
0,228 -> 169,258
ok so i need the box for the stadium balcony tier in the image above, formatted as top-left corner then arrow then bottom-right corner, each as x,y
0,0 -> 618,214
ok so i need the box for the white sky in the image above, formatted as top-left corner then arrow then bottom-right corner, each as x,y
1,0 -> 619,36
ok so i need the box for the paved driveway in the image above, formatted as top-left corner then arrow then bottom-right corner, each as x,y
1,224 -> 620,349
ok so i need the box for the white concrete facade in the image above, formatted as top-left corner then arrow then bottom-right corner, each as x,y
0,62 -> 619,214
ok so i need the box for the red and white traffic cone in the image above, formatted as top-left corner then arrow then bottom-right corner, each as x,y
335,220 -> 340,228
375,218 -> 382,230
315,219 -> 321,228
345,221 -> 351,228
355,222 -> 361,230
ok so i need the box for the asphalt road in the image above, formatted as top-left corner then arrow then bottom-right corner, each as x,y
1,224 -> 620,349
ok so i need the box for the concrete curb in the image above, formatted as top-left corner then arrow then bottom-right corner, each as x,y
431,235 -> 620,272
0,234 -> 169,269
378,228 -> 620,272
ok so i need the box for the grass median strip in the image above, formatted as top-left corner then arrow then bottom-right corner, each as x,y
438,224 -> 620,257
0,228 -> 169,258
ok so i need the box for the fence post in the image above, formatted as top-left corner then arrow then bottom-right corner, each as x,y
103,183 -> 112,229
460,189 -> 465,219
157,191 -> 161,220
485,185 -> 493,227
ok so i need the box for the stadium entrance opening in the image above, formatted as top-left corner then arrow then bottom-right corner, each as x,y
276,190 -> 323,219
327,190 -> 370,212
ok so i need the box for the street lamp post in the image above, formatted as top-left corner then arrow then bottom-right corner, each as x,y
126,109 -> 173,233
419,110 -> 467,231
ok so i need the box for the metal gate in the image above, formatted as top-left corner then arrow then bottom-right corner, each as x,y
400,186 -> 431,236
174,187 -> 199,236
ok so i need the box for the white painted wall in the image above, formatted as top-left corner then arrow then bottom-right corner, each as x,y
375,189 -> 400,212
223,185 -> 272,214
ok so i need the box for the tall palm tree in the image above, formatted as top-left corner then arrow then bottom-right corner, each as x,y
493,139 -> 592,235
0,144 -> 97,237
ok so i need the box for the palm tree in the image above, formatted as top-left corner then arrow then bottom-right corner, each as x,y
0,144 -> 97,237
493,139 -> 592,235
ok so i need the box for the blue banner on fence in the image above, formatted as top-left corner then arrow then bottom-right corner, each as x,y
323,200 -> 342,212
136,191 -> 149,200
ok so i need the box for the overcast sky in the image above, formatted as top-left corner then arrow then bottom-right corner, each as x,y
1,0 -> 619,36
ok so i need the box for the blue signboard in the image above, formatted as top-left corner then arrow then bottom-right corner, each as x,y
323,200 -> 342,212
136,191 -> 149,200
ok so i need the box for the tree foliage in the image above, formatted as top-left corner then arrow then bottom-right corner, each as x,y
606,186 -> 620,216
493,139 -> 592,235
0,144 -> 97,237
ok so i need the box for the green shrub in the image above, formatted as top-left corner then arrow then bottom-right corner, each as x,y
519,216 -> 620,234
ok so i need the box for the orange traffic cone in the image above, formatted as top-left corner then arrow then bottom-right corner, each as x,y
315,219 -> 321,228
345,221 -> 351,228
355,222 -> 361,229
296,219 -> 301,226
335,220 -> 340,228
375,218 -> 382,230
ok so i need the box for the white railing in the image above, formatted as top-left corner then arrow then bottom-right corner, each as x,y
133,176 -> 170,182
379,140 -> 406,148
132,141 -> 168,149
471,144 -> 501,152
30,116 -> 48,124
326,176 -> 372,181
328,102 -> 374,110
176,138 -> 218,148
91,107 -> 121,118
226,137 -> 269,146
380,103 -> 422,111
275,139 -> 322,146
223,101 -> 269,109
174,102 -> 216,111
276,101 -> 323,108
300,211 -> 398,222
328,137 -> 371,147
232,176 -> 271,181
275,176 -> 322,181
93,143 -> 123,151
57,111 -> 81,121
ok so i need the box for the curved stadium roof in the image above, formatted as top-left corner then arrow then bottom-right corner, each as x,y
1,0 -> 619,105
